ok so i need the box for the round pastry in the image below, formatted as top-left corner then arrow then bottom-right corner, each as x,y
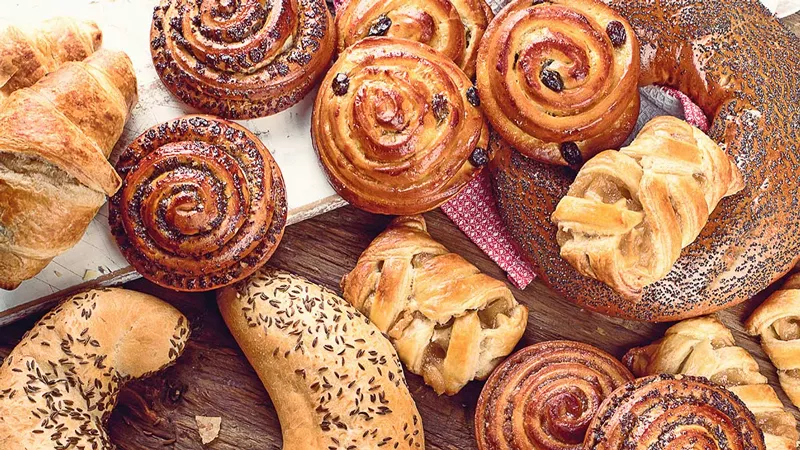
109,115 -> 287,292
491,0 -> 800,321
150,0 -> 335,119
312,36 -> 488,215
474,341 -> 633,450
476,0 -> 640,165
585,374 -> 766,449
335,0 -> 493,78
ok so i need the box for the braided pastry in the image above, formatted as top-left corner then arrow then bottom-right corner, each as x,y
585,374 -> 766,450
551,116 -> 744,299
335,0 -> 492,78
109,115 -> 287,292
312,37 -> 488,215
474,341 -> 633,450
624,316 -> 798,450
1,17 -> 102,98
341,215 -> 527,395
746,271 -> 800,409
150,0 -> 334,119
476,0 -> 639,165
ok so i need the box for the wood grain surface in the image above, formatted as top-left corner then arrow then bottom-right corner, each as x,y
1,14 -> 799,450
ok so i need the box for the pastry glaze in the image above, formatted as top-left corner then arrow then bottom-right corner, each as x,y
491,0 -> 800,321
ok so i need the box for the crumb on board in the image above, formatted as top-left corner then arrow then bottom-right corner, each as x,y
195,416 -> 221,445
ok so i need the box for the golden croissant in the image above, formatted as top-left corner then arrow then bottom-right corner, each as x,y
552,116 -> 744,298
341,215 -> 528,395
624,316 -> 798,450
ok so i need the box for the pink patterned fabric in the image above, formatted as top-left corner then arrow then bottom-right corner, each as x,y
661,87 -> 710,132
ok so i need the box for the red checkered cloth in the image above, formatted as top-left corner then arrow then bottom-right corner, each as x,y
442,87 -> 709,289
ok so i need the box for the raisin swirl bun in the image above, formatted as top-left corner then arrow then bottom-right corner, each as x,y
474,341 -> 633,450
150,0 -> 334,119
109,115 -> 287,292
312,37 -> 488,215
585,374 -> 766,449
335,0 -> 493,78
476,0 -> 639,166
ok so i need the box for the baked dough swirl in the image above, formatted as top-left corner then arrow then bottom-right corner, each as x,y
312,37 -> 488,215
476,0 -> 639,165
109,115 -> 287,292
150,0 -> 334,119
474,341 -> 633,450
335,0 -> 492,78
585,374 -> 767,450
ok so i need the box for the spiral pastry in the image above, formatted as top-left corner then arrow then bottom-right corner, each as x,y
312,37 -> 488,215
335,0 -> 493,78
476,0 -> 639,166
474,341 -> 633,450
109,115 -> 287,292
586,374 -> 766,450
150,0 -> 334,119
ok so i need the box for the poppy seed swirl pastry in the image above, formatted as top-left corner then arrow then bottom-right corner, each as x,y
150,0 -> 335,119
474,341 -> 633,450
551,116 -> 744,299
585,374 -> 766,449
335,0 -> 493,78
476,0 -> 640,166
109,115 -> 287,292
312,37 -> 489,215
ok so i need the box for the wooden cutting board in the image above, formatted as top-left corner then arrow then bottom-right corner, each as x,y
1,206 -> 799,450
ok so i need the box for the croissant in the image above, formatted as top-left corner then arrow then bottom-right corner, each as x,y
0,17 -> 101,98
551,116 -> 744,299
624,316 -> 798,450
746,270 -> 800,409
0,49 -> 137,289
341,215 -> 528,395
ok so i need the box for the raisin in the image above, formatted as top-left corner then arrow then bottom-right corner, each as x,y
606,21 -> 627,47
368,14 -> 392,37
532,0 -> 549,4
332,73 -> 350,96
540,69 -> 564,92
469,147 -> 489,167
560,142 -> 582,165
466,87 -> 480,107
432,94 -> 449,121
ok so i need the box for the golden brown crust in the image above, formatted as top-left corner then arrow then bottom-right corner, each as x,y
624,316 -> 798,450
474,341 -> 632,450
476,0 -> 640,165
109,115 -> 287,292
585,374 -> 766,450
0,49 -> 136,290
0,288 -> 190,449
341,215 -> 527,395
490,0 -> 800,321
312,37 -> 489,215
150,0 -> 335,119
0,17 -> 102,98
335,0 -> 492,78
217,267 -> 424,450
551,117 -> 744,298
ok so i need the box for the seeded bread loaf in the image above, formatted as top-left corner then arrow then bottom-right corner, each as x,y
0,288 -> 190,449
218,267 -> 424,450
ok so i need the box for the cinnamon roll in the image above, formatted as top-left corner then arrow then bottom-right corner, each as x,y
476,0 -> 639,165
312,37 -> 488,215
150,0 -> 335,119
585,374 -> 767,450
335,0 -> 493,78
109,115 -> 287,292
474,341 -> 633,450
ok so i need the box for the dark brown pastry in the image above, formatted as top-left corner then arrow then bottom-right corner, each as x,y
476,0 -> 640,165
312,37 -> 488,215
109,115 -> 286,292
491,0 -> 800,321
150,0 -> 335,119
475,341 -> 633,450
